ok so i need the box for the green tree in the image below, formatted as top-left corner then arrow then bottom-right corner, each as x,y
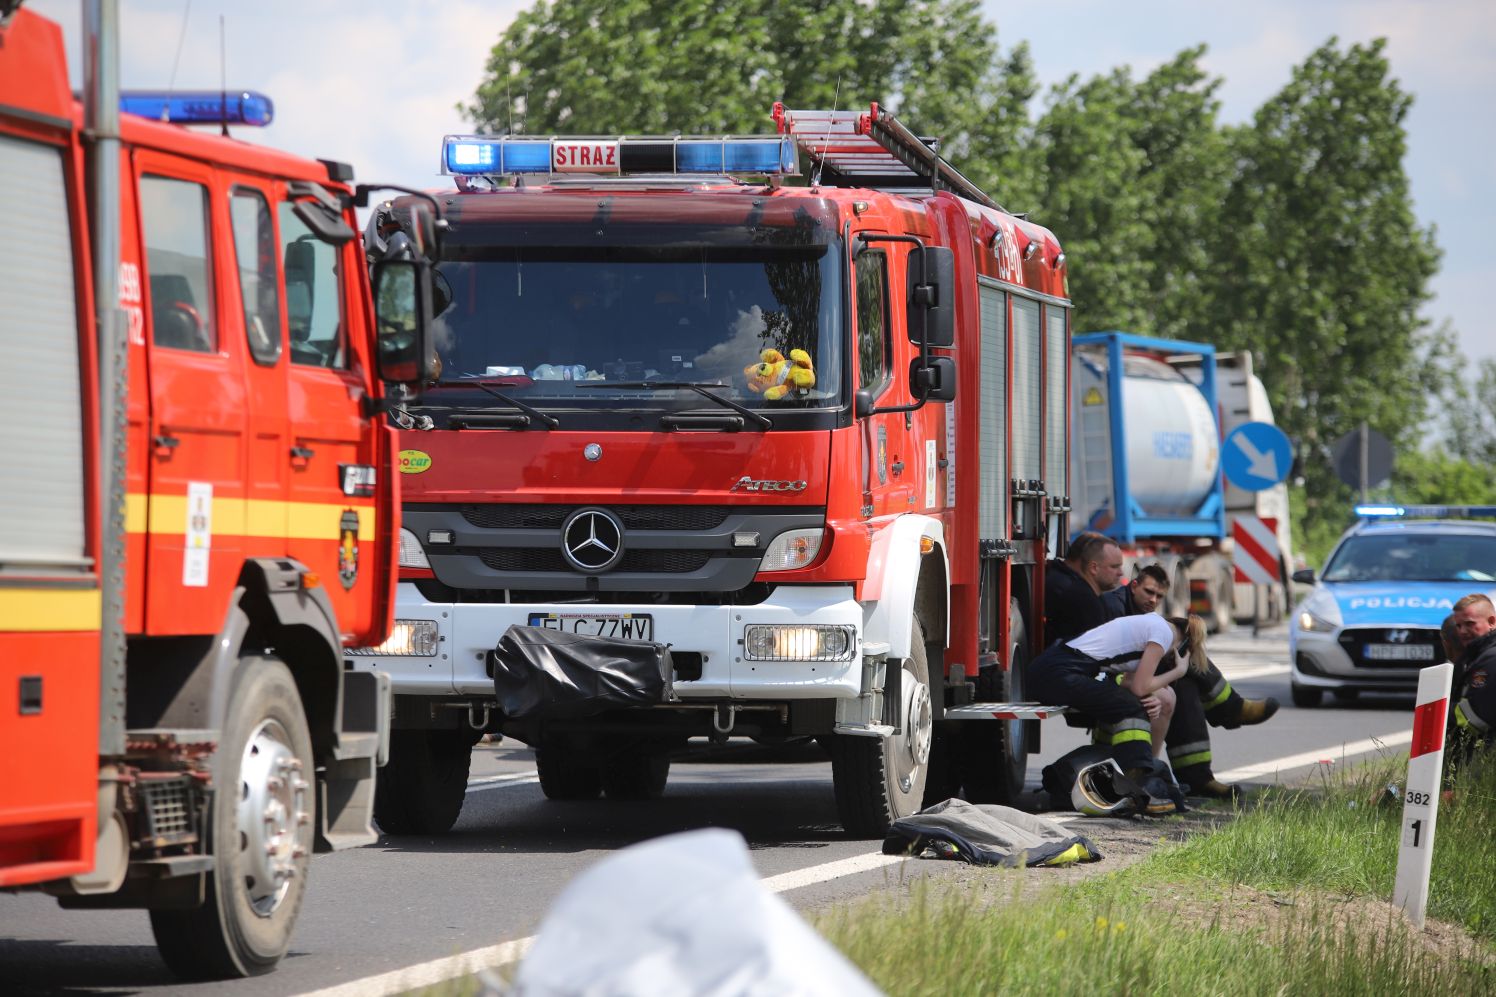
464,0 -> 1036,200
1446,357 -> 1496,466
1025,48 -> 1230,336
1392,446 -> 1496,507
1208,39 -> 1445,553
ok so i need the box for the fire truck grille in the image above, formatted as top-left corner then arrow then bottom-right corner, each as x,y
478,548 -> 713,574
460,504 -> 732,531
139,777 -> 197,844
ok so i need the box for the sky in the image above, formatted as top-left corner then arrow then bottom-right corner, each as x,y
28,0 -> 1496,367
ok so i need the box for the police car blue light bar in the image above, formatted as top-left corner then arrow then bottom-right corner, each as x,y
120,90 -> 274,127
441,135 -> 799,178
1355,504 -> 1496,519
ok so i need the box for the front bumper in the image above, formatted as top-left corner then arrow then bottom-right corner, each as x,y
1290,626 -> 1431,690
351,582 -> 867,701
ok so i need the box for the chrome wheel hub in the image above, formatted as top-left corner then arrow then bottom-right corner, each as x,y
895,664 -> 933,793
236,719 -> 310,918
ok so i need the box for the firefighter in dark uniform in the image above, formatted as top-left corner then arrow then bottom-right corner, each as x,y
1101,564 -> 1279,798
1044,532 -> 1124,648
1448,595 -> 1496,768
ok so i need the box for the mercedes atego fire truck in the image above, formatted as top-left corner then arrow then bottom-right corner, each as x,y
0,3 -> 436,978
356,104 -> 1072,837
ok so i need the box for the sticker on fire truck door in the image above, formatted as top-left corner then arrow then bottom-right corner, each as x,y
338,509 -> 360,589
925,440 -> 937,509
183,482 -> 212,587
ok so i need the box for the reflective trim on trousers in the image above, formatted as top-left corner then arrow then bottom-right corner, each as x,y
1204,677 -> 1232,710
1168,740 -> 1212,768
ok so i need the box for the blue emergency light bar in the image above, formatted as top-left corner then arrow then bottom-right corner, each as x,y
119,90 -> 274,127
441,134 -> 799,178
1355,504 -> 1496,519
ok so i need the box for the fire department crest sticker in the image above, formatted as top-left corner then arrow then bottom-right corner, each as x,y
1471,668 -> 1487,690
338,510 -> 360,590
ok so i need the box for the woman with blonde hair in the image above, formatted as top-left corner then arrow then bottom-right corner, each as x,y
1028,612 -> 1207,796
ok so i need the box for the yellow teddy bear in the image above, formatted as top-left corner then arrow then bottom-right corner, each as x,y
743,347 -> 816,401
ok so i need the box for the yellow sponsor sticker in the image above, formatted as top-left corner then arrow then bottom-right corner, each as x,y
398,449 -> 433,474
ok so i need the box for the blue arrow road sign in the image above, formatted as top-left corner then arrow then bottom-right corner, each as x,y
1222,422 -> 1292,492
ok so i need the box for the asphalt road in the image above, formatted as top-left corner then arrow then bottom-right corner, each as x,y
1,624 -> 1421,995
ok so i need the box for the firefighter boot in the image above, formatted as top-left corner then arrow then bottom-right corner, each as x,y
1175,763 -> 1239,800
1122,768 -> 1178,816
1235,697 -> 1280,727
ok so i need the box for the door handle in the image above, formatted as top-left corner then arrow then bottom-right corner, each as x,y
152,435 -> 179,457
290,445 -> 315,465
890,460 -> 905,476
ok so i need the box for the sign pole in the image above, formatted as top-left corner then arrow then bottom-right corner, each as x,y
1359,421 -> 1370,503
1393,662 -> 1453,929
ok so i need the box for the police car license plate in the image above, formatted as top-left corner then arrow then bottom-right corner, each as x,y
528,613 -> 653,640
1364,643 -> 1434,661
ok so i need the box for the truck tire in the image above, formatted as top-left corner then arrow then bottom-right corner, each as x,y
535,740 -> 604,800
372,728 -> 473,835
959,607 -> 1029,805
601,752 -> 670,800
149,657 -> 313,979
829,615 -> 933,838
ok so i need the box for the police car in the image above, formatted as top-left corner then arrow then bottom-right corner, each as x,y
1289,505 -> 1496,707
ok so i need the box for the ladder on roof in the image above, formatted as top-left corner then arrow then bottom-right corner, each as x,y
772,101 -> 1001,211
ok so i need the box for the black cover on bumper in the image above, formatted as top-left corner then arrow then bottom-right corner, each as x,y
491,625 -> 672,720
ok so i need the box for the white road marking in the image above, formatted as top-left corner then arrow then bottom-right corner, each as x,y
1215,730 -> 1413,783
466,771 -> 541,791
293,851 -> 904,997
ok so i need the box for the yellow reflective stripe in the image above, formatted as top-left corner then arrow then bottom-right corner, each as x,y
1043,843 -> 1094,866
0,587 -> 102,632
1205,683 -> 1232,709
1170,750 -> 1212,768
1457,700 -> 1491,733
126,493 -> 375,541
1110,729 -> 1152,745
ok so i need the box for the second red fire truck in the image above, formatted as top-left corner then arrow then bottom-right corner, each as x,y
0,3 -> 436,978
358,104 -> 1072,837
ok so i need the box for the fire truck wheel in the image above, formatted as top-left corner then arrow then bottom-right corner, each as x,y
372,728 -> 473,835
149,657 -> 313,979
600,751 -> 671,800
829,615 -> 932,838
535,740 -> 604,800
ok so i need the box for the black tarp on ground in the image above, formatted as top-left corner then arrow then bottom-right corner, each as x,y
883,799 -> 1102,867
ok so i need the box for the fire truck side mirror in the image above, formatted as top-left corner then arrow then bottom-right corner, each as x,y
910,355 -> 957,403
371,259 -> 436,386
906,245 -> 955,349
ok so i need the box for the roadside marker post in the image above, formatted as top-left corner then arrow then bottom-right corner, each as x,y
1393,662 -> 1453,930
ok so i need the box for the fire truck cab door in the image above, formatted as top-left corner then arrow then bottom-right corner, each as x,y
134,152 -> 249,632
276,189 -> 375,636
853,241 -> 916,518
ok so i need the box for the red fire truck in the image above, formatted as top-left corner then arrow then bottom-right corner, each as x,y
0,3 -> 435,978
358,104 -> 1071,837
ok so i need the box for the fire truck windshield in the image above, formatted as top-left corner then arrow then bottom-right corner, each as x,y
422,243 -> 843,415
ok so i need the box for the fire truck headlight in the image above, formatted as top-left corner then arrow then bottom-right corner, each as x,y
743,625 -> 856,662
759,528 -> 823,572
399,528 -> 430,569
348,620 -> 439,657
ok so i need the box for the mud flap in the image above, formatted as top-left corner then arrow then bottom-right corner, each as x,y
317,670 -> 390,852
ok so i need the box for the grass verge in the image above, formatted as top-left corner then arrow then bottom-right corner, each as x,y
816,749 -> 1496,995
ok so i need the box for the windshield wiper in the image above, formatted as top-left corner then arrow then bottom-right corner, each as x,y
421,381 -> 559,429
576,381 -> 772,430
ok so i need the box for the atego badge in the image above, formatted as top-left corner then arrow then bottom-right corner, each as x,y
339,510 -> 360,589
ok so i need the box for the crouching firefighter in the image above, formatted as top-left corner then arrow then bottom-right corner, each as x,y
1101,567 -> 1279,797
1027,614 -> 1204,814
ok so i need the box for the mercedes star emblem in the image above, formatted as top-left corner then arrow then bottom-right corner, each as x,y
561,508 -> 624,572
584,443 -> 603,462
